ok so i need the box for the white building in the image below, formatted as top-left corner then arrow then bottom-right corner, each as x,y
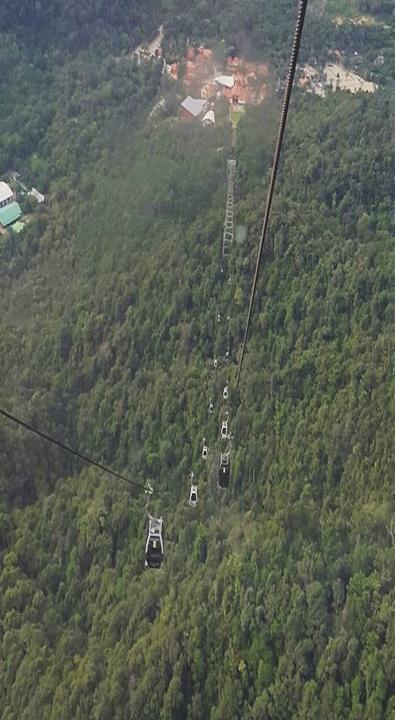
214,75 -> 235,89
202,110 -> 215,127
29,187 -> 45,203
324,64 -> 377,94
180,96 -> 207,120
0,181 -> 15,209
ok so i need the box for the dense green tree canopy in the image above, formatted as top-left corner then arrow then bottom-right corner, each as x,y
0,1 -> 394,718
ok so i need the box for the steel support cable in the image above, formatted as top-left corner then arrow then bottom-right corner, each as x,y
0,407 -> 153,494
236,0 -> 309,390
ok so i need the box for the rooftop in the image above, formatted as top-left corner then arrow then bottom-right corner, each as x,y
215,75 -> 235,88
202,110 -> 215,125
0,201 -> 22,227
29,187 -> 45,203
180,96 -> 206,117
324,63 -> 377,93
0,181 -> 14,204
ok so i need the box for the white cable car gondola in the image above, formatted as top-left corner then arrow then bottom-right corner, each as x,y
145,516 -> 164,569
209,401 -> 214,414
223,384 -> 229,400
220,419 -> 228,439
217,312 -> 221,322
218,453 -> 230,488
189,484 -> 198,507
202,440 -> 208,460
214,357 -> 218,368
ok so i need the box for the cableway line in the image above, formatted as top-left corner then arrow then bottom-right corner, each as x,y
236,0 -> 309,390
0,407 -> 153,495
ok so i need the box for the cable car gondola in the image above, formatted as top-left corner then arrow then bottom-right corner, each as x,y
218,453 -> 230,488
220,419 -> 228,439
145,516 -> 164,569
202,441 -> 208,460
189,484 -> 198,507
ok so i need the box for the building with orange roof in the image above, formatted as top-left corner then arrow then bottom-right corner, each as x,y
170,63 -> 179,80
196,45 -> 213,60
222,83 -> 249,103
227,56 -> 241,70
183,45 -> 214,87
201,80 -> 216,99
184,60 -> 197,85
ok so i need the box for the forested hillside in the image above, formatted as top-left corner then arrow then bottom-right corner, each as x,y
0,1 -> 394,718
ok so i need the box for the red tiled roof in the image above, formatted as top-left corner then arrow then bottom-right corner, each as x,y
185,60 -> 197,79
228,56 -> 241,66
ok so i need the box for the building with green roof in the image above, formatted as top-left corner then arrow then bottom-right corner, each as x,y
0,201 -> 22,228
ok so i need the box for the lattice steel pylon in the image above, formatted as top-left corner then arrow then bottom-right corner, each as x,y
222,159 -> 236,257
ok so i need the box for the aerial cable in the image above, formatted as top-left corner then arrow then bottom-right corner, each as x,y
236,0 -> 309,390
0,407 -> 153,495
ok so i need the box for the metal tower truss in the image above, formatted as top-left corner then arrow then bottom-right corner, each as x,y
222,159 -> 236,257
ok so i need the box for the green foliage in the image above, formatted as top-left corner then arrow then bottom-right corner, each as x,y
0,0 -> 161,52
0,1 -> 394,718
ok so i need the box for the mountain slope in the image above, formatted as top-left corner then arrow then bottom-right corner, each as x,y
1,89 -> 394,718
0,2 -> 394,719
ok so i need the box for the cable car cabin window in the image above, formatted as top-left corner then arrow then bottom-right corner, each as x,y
145,543 -> 163,568
145,538 -> 163,568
